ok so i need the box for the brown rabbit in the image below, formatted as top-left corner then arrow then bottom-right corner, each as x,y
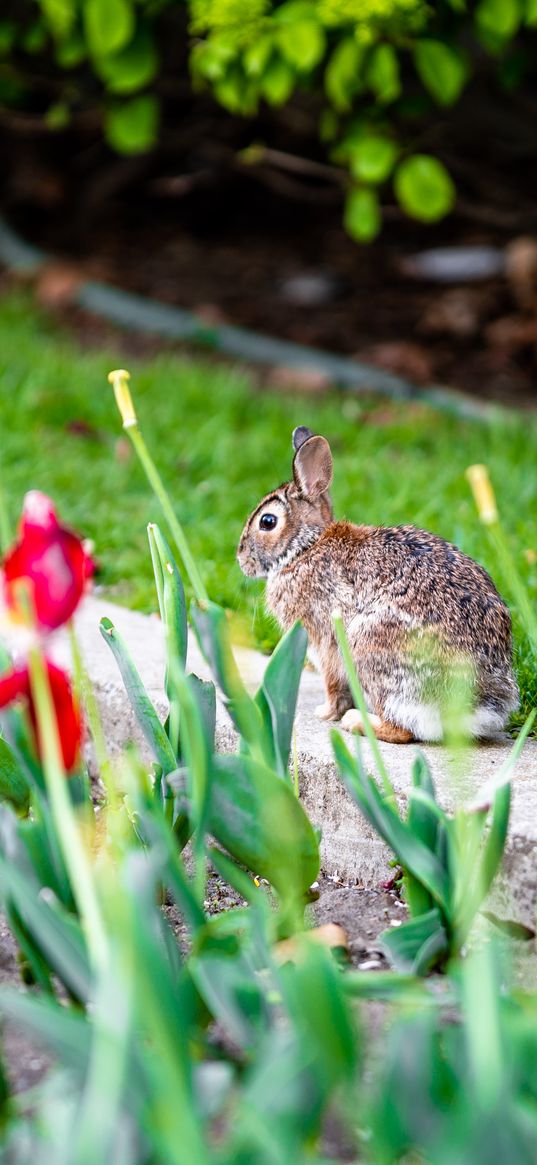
237,427 -> 519,743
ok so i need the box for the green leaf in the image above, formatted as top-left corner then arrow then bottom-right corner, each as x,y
476,0 -> 521,39
344,970 -> 426,1001
132,801 -> 206,933
207,846 -> 265,907
366,43 -> 401,103
105,94 -> 158,154
192,754 -> 319,902
278,943 -> 358,1087
55,32 -> 86,67
0,21 -> 16,55
344,186 -> 381,243
456,781 -> 511,940
277,20 -> 326,71
481,911 -> 534,941
0,737 -> 30,813
148,524 -> 188,755
95,24 -> 158,95
414,39 -> 468,106
214,71 -> 258,116
45,101 -> 71,130
244,34 -> 274,77
85,0 -> 134,57
186,674 -> 216,757
325,37 -> 364,111
331,732 -> 450,911
190,37 -> 235,83
189,933 -> 267,1049
6,904 -> 54,994
380,908 -> 449,973
239,1027 -> 324,1143
255,621 -> 307,778
260,57 -> 296,105
99,617 -> 176,773
526,0 -> 537,25
0,856 -> 91,1002
37,0 -> 75,41
394,154 -> 455,222
349,132 -> 398,183
404,755 -> 445,918
23,20 -> 48,54
0,988 -> 90,1067
191,603 -> 267,755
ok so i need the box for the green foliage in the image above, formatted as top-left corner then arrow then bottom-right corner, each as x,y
1,0 -> 537,238
331,699 -> 534,972
104,93 -> 159,153
0,737 -> 30,813
0,350 -> 537,1163
414,38 -> 468,105
394,153 -> 456,222
99,525 -> 317,912
344,184 -> 381,242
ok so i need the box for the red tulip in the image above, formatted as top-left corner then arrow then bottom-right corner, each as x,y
2,491 -> 94,632
0,660 -> 82,773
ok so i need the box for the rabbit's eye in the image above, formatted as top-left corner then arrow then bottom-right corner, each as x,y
259,513 -> 278,531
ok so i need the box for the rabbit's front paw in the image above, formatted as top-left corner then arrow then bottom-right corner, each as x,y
315,702 -> 339,721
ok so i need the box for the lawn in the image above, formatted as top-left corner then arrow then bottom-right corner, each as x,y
1,288 -> 536,728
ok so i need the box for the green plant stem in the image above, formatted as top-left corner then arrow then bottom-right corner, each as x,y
166,656 -> 208,900
487,521 -> 537,656
0,471 -> 11,554
127,424 -> 209,607
332,612 -> 395,801
68,622 -> 118,812
28,648 -> 108,974
292,728 -> 299,798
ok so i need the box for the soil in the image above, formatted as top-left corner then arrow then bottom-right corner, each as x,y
2,68 -> 537,408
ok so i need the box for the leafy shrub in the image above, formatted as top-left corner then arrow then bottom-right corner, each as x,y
1,0 -> 536,238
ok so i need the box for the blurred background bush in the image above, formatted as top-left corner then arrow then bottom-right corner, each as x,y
2,0 -> 536,236
2,0 -> 537,405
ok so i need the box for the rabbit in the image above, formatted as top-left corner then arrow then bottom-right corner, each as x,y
237,426 -> 519,744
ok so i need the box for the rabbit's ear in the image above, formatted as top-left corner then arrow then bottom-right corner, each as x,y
293,435 -> 333,498
292,426 -> 314,452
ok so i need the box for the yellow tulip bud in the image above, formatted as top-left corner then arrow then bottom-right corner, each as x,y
108,369 -> 137,429
466,464 -> 498,525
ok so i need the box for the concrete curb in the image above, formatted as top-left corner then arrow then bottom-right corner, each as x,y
43,596 -> 537,928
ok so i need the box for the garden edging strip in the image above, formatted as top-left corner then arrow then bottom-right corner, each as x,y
0,213 -> 498,422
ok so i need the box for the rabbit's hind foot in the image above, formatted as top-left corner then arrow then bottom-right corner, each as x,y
340,708 -> 414,744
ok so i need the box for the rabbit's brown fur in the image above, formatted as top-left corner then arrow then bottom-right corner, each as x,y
237,429 -> 519,743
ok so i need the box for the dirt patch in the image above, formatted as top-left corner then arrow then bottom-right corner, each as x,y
312,876 -> 406,967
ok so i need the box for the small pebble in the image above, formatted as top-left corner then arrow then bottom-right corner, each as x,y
279,271 -> 341,306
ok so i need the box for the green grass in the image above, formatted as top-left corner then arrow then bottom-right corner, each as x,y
0,289 -> 536,729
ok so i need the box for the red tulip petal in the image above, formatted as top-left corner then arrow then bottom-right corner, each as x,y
0,660 -> 82,773
20,491 -> 59,534
37,663 -> 83,773
3,511 -> 93,631
0,665 -> 30,707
